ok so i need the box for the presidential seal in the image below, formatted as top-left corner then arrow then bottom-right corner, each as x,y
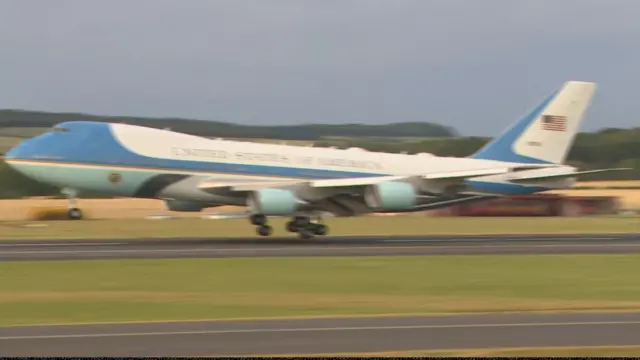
108,172 -> 122,184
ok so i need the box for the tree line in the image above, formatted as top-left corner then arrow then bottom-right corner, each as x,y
0,126 -> 637,199
0,110 -> 456,140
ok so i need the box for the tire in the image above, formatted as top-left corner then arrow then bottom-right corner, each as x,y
312,223 -> 328,236
67,208 -> 83,220
298,228 -> 314,240
250,214 -> 266,226
257,225 -> 272,236
285,221 -> 298,233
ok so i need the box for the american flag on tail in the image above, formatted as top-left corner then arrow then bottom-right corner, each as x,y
541,115 -> 567,131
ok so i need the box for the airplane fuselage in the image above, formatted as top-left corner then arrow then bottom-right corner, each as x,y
4,121 -> 569,207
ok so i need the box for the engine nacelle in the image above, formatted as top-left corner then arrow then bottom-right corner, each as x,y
247,188 -> 305,216
364,181 -> 418,211
164,199 -> 208,212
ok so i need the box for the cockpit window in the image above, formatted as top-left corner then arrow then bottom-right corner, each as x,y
51,127 -> 70,133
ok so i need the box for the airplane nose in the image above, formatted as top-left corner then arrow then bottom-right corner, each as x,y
4,139 -> 29,159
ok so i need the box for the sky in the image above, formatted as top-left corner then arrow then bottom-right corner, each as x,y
0,0 -> 638,136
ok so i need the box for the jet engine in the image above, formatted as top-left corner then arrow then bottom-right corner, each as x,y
247,188 -> 308,216
364,181 -> 418,211
164,199 -> 208,212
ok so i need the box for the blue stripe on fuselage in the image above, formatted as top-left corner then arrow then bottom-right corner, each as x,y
5,121 -> 384,180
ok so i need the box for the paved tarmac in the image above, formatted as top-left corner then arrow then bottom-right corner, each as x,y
0,233 -> 639,261
2,312 -> 640,356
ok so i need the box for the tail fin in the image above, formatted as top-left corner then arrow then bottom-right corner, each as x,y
470,81 -> 597,165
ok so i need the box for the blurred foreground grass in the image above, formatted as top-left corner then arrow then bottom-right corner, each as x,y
273,346 -> 640,357
0,216 -> 638,240
1,255 -> 640,325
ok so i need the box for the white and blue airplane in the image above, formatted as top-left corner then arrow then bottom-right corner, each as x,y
4,81 -> 630,239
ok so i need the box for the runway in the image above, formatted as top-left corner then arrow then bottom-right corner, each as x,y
2,311 -> 640,356
0,233 -> 639,261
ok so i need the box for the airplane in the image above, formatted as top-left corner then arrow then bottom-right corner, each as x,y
4,80 -> 631,239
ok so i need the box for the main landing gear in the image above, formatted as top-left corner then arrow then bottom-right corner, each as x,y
250,214 -> 329,240
62,188 -> 83,220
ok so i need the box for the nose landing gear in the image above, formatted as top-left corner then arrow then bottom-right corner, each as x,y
62,188 -> 83,220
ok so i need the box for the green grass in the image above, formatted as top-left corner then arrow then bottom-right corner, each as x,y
1,255 -> 640,325
0,127 -> 50,137
0,136 -> 22,153
0,216 -> 637,240
277,346 -> 640,357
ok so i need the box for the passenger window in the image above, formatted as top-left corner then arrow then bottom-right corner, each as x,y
52,127 -> 70,133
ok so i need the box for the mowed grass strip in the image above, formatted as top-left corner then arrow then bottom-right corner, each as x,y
0,216 -> 638,240
253,346 -> 640,358
1,255 -> 640,325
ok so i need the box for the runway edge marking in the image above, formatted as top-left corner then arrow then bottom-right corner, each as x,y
2,309 -> 640,329
2,320 -> 640,340
0,232 -> 637,243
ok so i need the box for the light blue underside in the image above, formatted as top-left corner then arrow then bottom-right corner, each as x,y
374,181 -> 418,210
12,163 -> 159,196
254,188 -> 299,215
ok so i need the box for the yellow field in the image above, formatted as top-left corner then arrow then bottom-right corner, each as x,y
549,188 -> 640,209
1,187 -> 639,222
0,216 -> 637,240
0,179 -> 637,222
0,198 -> 244,221
574,180 -> 640,188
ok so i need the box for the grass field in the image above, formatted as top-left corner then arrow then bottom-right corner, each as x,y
550,188 -> 640,209
0,216 -> 637,240
1,255 -> 640,325
0,136 -> 23,153
0,127 -> 50,137
0,127 -> 49,152
270,346 -> 640,357
0,181 -> 637,222
574,180 -> 640,188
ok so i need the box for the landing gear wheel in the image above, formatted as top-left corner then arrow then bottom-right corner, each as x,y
249,213 -> 266,226
294,216 -> 310,228
298,228 -> 314,240
256,224 -> 273,237
311,223 -> 328,236
67,207 -> 83,220
285,220 -> 298,233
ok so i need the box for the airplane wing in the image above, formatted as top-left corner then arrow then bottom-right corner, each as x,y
197,167 -> 525,193
194,165 -> 563,216
508,168 -> 633,182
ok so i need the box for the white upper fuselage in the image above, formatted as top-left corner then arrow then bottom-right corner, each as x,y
111,123 -> 536,178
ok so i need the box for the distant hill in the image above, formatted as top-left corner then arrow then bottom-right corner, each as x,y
0,110 -> 458,140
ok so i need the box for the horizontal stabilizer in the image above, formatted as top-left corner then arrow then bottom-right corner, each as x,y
508,168 -> 633,182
